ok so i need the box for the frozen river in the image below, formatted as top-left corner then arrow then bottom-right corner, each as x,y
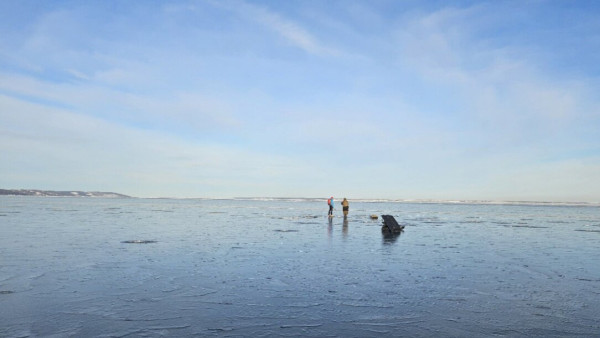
1,197 -> 599,337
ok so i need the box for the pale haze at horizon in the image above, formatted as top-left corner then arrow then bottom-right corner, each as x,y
1,1 -> 599,202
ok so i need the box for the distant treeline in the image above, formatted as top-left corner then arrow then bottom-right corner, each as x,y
0,189 -> 130,198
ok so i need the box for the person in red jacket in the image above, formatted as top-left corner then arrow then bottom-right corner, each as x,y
327,196 -> 334,217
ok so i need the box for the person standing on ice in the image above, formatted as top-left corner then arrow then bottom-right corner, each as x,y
341,198 -> 349,218
327,196 -> 334,217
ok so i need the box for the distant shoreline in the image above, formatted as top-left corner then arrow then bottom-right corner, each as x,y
0,189 -> 130,198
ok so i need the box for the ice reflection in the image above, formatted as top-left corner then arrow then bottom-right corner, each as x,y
342,218 -> 349,239
382,231 -> 402,245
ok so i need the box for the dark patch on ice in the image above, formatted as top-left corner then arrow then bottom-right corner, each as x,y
574,229 -> 600,233
274,229 -> 299,233
283,302 -> 323,308
382,232 -> 401,244
208,327 -> 234,332
511,225 -> 549,229
0,290 -> 15,294
121,240 -> 158,244
280,323 -> 323,328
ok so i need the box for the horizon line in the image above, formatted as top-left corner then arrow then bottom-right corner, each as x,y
2,188 -> 598,206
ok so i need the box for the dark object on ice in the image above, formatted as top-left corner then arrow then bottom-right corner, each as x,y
121,240 -> 157,244
381,215 -> 404,233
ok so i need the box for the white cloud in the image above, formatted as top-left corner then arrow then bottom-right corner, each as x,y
0,95 -> 312,197
215,0 -> 340,57
0,72 -> 242,134
395,4 -> 595,141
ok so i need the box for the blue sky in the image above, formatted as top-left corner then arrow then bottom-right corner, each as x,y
1,0 -> 599,201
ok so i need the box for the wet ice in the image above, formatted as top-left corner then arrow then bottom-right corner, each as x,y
1,197 -> 599,337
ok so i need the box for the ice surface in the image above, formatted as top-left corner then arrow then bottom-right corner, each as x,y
1,197 -> 599,337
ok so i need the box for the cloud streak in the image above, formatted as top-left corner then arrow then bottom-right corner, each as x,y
214,0 -> 341,57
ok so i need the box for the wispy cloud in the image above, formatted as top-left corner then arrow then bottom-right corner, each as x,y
394,4 -> 597,145
0,94 -> 314,197
214,0 -> 341,57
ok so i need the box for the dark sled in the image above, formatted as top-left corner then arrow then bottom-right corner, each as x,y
381,215 -> 404,233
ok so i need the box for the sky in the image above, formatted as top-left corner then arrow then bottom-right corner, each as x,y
1,0 -> 599,202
